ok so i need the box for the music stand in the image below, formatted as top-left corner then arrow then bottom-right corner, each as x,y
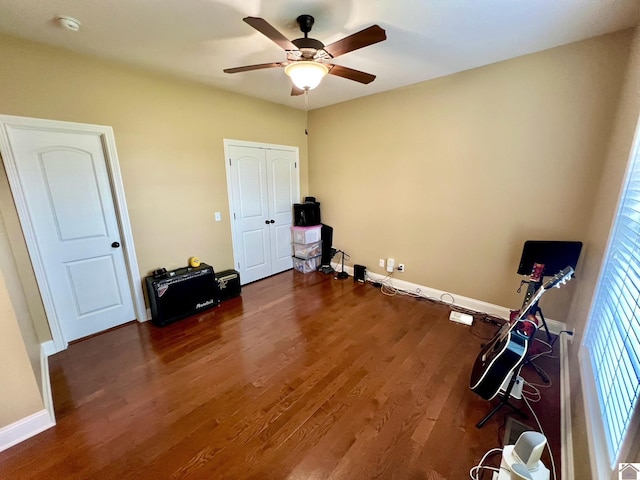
517,240 -> 582,278
476,365 -> 528,428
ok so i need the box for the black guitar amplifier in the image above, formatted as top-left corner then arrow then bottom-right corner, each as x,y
145,264 -> 218,326
215,269 -> 241,302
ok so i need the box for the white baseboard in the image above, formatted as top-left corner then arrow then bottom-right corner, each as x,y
545,318 -> 568,337
0,409 -> 54,453
560,334 -> 575,480
0,341 -> 57,453
41,340 -> 59,356
335,265 -> 568,334
40,341 -> 57,425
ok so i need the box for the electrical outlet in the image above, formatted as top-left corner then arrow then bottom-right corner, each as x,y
379,258 -> 385,268
398,263 -> 405,272
386,258 -> 395,273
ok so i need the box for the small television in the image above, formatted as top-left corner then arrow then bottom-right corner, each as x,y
517,240 -> 583,277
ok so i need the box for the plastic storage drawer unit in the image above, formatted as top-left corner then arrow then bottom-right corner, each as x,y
293,240 -> 322,259
291,225 -> 322,244
293,255 -> 321,274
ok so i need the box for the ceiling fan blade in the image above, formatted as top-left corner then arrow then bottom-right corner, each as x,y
243,17 -> 298,51
291,86 -> 305,96
328,64 -> 376,84
323,25 -> 386,58
223,62 -> 287,74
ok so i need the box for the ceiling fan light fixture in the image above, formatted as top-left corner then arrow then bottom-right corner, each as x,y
285,61 -> 328,91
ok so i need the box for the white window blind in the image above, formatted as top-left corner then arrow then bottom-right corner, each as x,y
584,134 -> 640,464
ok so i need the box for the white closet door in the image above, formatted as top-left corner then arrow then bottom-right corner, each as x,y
228,145 -> 272,284
266,148 -> 298,275
226,141 -> 299,285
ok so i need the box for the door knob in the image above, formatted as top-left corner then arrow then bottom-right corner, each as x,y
111,241 -> 120,248
265,220 -> 270,224
270,219 -> 275,224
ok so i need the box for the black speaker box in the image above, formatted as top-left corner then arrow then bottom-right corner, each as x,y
294,202 -> 321,226
320,224 -> 334,265
354,264 -> 366,283
146,264 -> 218,326
216,269 -> 241,302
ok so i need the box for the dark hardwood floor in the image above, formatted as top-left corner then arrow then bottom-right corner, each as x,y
0,270 -> 561,479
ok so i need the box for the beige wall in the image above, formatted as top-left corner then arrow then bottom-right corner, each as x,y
0,32 -> 307,432
0,263 -> 43,426
567,26 -> 640,479
0,179 -> 44,421
0,162 -> 44,387
0,32 -> 308,336
0,162 -> 50,353
307,30 -> 632,320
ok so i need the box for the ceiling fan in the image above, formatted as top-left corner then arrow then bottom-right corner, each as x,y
223,15 -> 387,96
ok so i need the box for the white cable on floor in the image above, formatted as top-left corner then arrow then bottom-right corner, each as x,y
469,447 -> 503,479
522,394 -> 557,480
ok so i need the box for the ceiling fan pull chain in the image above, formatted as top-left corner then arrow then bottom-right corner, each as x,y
305,90 -> 309,136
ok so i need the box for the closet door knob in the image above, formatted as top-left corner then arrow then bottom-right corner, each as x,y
111,242 -> 120,248
270,219 -> 275,224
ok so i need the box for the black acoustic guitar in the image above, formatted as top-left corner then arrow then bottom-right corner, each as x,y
469,266 -> 573,400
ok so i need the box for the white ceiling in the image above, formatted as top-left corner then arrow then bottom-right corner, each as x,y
0,0 -> 638,110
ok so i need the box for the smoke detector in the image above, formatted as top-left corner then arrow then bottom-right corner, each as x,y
55,15 -> 81,32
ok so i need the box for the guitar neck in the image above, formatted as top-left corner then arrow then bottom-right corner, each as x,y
516,284 -> 549,322
519,262 -> 545,313
521,281 -> 539,310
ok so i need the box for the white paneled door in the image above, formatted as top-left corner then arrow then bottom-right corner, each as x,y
225,141 -> 299,284
3,124 -> 136,342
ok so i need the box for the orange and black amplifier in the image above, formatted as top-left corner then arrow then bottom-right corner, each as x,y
215,269 -> 241,302
145,264 -> 218,326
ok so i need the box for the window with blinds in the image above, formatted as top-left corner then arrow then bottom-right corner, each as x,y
584,133 -> 640,465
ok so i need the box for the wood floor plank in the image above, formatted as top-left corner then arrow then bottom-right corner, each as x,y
0,270 -> 562,479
